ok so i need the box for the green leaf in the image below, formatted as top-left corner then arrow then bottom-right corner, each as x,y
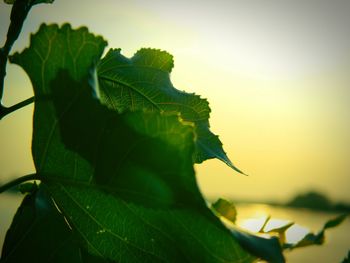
97,48 -> 244,173
212,198 -> 237,223
1,186 -> 83,262
323,213 -> 347,229
342,251 -> 350,263
284,214 -> 347,249
211,199 -> 284,262
10,23 -> 254,262
230,227 -> 284,263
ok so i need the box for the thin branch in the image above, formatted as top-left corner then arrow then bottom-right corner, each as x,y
0,96 -> 34,119
0,173 -> 40,194
0,0 -> 34,104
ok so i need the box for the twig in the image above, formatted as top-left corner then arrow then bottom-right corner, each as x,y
0,0 -> 34,105
0,96 -> 34,119
0,173 -> 40,194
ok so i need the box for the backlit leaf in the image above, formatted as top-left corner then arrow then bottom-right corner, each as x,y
341,251 -> 350,263
212,199 -> 284,262
284,214 -> 347,249
97,48 -> 244,173
10,23 -> 254,262
212,198 -> 237,223
230,227 -> 284,263
1,187 -> 83,262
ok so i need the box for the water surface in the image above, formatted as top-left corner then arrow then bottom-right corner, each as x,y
1,194 -> 349,262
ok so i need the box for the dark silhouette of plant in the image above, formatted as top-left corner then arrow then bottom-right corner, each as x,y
0,1 -> 346,262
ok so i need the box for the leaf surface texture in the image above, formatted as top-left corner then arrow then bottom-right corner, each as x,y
10,24 -> 252,262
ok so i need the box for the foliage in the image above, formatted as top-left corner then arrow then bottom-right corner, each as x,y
4,23 -> 252,262
342,251 -> 350,263
212,198 -> 348,251
97,48 -> 243,172
283,214 -> 347,249
0,1 -> 347,263
1,185 -> 87,262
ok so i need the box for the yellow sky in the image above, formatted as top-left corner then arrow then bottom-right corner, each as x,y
0,0 -> 349,203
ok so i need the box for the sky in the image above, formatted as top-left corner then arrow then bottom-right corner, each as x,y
0,0 -> 349,203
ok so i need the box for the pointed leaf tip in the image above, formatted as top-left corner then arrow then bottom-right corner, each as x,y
97,47 -> 243,172
323,213 -> 347,229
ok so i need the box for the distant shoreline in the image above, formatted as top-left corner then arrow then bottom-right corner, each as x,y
224,191 -> 350,213
207,191 -> 350,213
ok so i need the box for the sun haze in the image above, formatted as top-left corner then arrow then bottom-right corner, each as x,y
0,0 -> 349,203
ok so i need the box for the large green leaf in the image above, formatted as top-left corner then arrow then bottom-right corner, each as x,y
1,186 -> 81,262
10,23 -> 253,262
97,48 -> 244,173
1,185 -> 106,262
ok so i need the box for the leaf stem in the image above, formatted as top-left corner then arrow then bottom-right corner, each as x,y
0,173 -> 40,194
0,96 -> 34,119
0,0 -> 34,105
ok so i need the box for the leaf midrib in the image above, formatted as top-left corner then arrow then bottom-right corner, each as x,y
98,75 -> 162,111
98,75 -> 209,122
